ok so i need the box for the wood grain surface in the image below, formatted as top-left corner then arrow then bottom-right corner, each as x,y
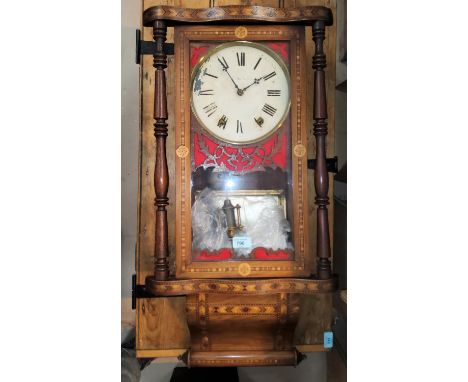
146,277 -> 336,296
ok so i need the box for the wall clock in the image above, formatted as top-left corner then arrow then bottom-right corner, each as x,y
139,4 -> 336,367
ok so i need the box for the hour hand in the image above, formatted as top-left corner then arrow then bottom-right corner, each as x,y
241,77 -> 261,93
241,72 -> 274,93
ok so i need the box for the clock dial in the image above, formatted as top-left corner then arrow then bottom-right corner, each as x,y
191,42 -> 290,145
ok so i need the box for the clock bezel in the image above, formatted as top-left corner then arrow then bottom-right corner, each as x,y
189,40 -> 292,146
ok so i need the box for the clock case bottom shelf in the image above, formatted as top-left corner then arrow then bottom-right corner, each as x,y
140,276 -> 336,366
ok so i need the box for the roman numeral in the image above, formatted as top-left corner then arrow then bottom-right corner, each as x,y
217,115 -> 228,129
263,71 -> 276,81
267,90 -> 281,96
237,52 -> 245,66
203,102 -> 218,117
254,116 -> 264,127
254,57 -> 262,70
203,68 -> 218,79
262,103 -> 277,117
237,120 -> 243,134
217,56 -> 229,70
199,89 -> 214,96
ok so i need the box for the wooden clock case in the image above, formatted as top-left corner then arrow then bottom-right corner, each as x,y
137,4 -> 336,367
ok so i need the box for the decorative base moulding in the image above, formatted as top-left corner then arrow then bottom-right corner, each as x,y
135,345 -> 329,360
180,349 -> 304,367
145,277 -> 337,296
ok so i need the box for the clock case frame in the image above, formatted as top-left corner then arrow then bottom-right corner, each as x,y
139,4 -> 335,367
175,25 -> 309,279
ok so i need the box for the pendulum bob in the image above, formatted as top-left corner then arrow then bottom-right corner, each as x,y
221,199 -> 243,239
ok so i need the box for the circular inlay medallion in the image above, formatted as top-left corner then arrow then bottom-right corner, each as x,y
293,144 -> 307,158
238,263 -> 251,276
176,145 -> 189,158
235,26 -> 248,39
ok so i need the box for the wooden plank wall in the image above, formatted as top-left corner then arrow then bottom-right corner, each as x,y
136,0 -> 336,353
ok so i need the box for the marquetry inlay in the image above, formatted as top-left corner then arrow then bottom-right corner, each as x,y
176,145 -> 189,158
293,144 -> 307,158
238,263 -> 251,277
235,26 -> 248,38
146,277 -> 336,296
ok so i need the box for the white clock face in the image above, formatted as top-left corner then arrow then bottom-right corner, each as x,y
191,41 -> 291,145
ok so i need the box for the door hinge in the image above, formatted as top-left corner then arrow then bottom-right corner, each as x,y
132,274 -> 159,309
135,29 -> 174,65
132,274 -> 137,309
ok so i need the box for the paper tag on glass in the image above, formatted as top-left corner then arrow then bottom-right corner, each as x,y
233,236 -> 252,249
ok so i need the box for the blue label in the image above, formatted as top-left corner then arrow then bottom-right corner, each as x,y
324,331 -> 333,349
232,236 -> 252,249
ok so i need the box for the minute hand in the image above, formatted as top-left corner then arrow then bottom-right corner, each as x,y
217,58 -> 241,92
217,57 -> 242,95
225,69 -> 241,92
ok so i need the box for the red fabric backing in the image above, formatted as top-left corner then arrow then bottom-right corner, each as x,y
195,247 -> 291,261
193,133 -> 287,173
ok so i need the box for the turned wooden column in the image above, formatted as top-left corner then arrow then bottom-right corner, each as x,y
152,20 -> 169,280
312,20 -> 331,280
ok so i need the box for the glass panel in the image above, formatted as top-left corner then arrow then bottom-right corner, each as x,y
189,41 -> 294,262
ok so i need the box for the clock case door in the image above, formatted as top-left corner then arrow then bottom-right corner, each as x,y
175,25 -> 310,279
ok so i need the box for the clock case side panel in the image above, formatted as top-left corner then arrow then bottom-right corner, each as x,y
174,25 -> 311,279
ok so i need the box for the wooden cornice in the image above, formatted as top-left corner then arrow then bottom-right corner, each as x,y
143,5 -> 333,27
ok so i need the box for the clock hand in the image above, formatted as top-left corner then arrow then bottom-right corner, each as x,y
225,70 -> 242,93
240,72 -> 273,93
217,57 -> 243,95
241,77 -> 262,93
